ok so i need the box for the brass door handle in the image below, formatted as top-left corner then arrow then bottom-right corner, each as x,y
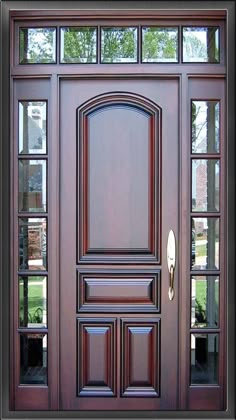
167,230 -> 176,301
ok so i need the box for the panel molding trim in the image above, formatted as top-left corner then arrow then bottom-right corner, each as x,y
77,91 -> 161,264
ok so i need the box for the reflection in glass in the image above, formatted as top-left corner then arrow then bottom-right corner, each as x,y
142,27 -> 178,62
191,276 -> 219,328
19,218 -> 47,271
192,101 -> 220,154
19,160 -> 47,212
191,334 -> 219,384
60,27 -> 97,63
191,218 -> 219,270
19,28 -> 56,64
20,334 -> 47,384
19,276 -> 47,328
101,27 -> 137,63
183,27 -> 219,63
192,159 -> 219,212
19,102 -> 47,154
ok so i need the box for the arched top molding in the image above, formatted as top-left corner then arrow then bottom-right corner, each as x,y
78,91 -> 162,118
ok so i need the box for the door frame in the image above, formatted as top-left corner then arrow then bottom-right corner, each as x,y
0,1 -> 235,418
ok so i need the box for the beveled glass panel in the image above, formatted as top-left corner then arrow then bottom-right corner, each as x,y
191,217 -> 219,270
20,334 -> 47,384
19,276 -> 47,328
183,27 -> 219,63
19,160 -> 47,212
192,159 -> 219,212
192,101 -> 220,154
60,27 -> 97,63
191,334 -> 219,384
101,27 -> 137,63
142,27 -> 178,62
191,276 -> 219,328
19,28 -> 56,64
19,101 -> 47,154
19,218 -> 47,271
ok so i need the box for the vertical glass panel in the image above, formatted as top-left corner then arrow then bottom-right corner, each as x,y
183,27 -> 219,63
60,27 -> 97,63
191,217 -> 219,270
101,27 -> 138,63
19,276 -> 47,328
19,28 -> 56,64
19,218 -> 47,271
192,159 -> 220,212
19,101 -> 47,154
20,334 -> 47,384
19,160 -> 47,212
192,101 -> 220,154
191,276 -> 219,328
142,27 -> 178,62
191,334 -> 219,384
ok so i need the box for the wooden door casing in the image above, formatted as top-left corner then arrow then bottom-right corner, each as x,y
60,78 -> 179,410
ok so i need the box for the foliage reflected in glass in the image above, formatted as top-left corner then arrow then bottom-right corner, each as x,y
60,27 -> 97,63
183,27 -> 219,63
19,28 -> 56,64
19,276 -> 47,328
192,101 -> 220,154
191,276 -> 219,328
191,217 -> 219,270
19,101 -> 47,154
192,159 -> 219,212
20,334 -> 47,384
18,218 -> 47,271
101,27 -> 138,63
142,27 -> 178,62
191,334 -> 219,384
19,160 -> 47,212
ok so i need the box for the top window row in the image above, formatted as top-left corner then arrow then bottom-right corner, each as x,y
19,26 -> 220,65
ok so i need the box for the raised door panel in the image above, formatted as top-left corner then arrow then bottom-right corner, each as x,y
121,318 -> 160,397
77,318 -> 116,396
77,269 -> 160,312
78,93 -> 160,263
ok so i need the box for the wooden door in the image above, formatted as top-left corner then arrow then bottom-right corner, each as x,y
60,78 -> 179,410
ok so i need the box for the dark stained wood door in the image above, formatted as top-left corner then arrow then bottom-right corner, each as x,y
60,78 -> 179,410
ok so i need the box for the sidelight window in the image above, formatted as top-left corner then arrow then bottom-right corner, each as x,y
190,98 -> 222,386
17,100 -> 48,385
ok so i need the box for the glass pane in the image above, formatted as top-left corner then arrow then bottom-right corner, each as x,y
19,218 -> 47,271
191,218 -> 219,270
19,276 -> 47,328
20,334 -> 47,384
101,27 -> 137,63
191,334 -> 219,384
192,159 -> 220,212
19,101 -> 47,154
142,27 -> 178,62
19,160 -> 47,212
19,28 -> 56,64
192,101 -> 220,154
183,27 -> 219,63
60,27 -> 97,63
191,276 -> 219,328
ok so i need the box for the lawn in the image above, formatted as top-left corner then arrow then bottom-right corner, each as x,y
19,277 -> 47,326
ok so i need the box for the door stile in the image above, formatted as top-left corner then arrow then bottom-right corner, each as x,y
47,74 -> 60,410
178,73 -> 190,410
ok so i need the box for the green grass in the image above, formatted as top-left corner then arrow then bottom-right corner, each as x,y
19,277 -> 46,325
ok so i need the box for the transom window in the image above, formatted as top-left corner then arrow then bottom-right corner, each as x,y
19,25 -> 220,65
